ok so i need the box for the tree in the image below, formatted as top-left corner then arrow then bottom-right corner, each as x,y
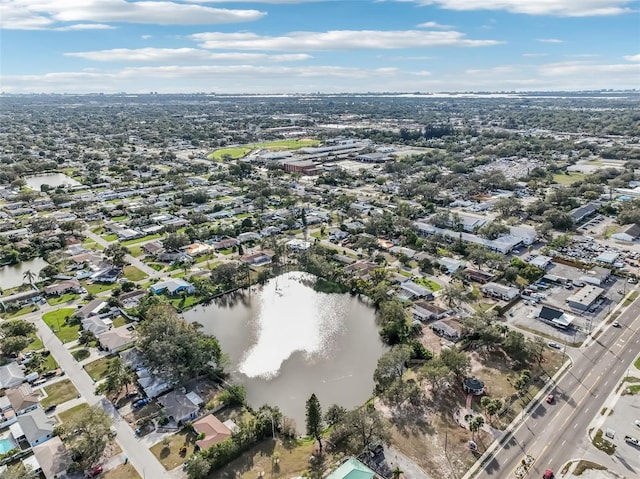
391,466 -> 404,479
442,283 -> 466,309
305,394 -> 324,455
343,406 -> 389,453
97,357 -> 135,396
23,269 -> 36,287
419,359 -> 451,396
0,319 -> 36,337
78,330 -> 96,346
39,264 -> 60,281
59,220 -> 83,235
186,454 -> 212,479
137,304 -> 224,385
0,335 -> 30,356
324,404 -> 347,426
440,348 -> 471,380
513,370 -> 532,398
469,415 -> 485,439
65,405 -> 112,470
104,244 -> 128,267
481,397 -> 503,425
2,463 -> 38,479
373,345 -> 412,394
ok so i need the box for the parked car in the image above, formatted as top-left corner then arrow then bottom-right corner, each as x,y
547,342 -> 562,350
612,321 -> 621,328
44,404 -> 57,413
546,394 -> 555,404
634,419 -> 640,427
133,398 -> 150,409
86,465 -> 103,478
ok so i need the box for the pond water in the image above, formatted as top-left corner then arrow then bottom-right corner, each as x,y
183,271 -> 386,429
25,173 -> 80,190
0,257 -> 50,290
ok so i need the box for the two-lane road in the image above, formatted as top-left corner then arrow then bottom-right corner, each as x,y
475,295 -> 640,479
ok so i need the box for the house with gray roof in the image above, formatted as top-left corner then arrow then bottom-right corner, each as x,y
12,408 -> 56,447
0,362 -> 26,390
32,436 -> 72,479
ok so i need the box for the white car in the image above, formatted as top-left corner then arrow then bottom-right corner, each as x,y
548,342 -> 562,350
635,420 -> 640,427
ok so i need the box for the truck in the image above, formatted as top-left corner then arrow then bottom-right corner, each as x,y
624,435 -> 640,447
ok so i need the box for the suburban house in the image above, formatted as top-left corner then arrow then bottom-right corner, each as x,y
286,239 -> 311,251
537,306 -> 574,329
570,203 -> 597,223
6,384 -> 40,415
12,408 -> 56,447
0,362 -> 26,389
81,316 -> 112,336
463,269 -> 495,284
612,223 -> 640,242
0,290 -> 42,312
213,238 -> 239,250
193,414 -> 236,450
480,282 -> 519,301
142,241 -> 165,256
74,298 -> 108,320
411,301 -> 450,322
241,252 -> 272,267
31,436 -> 72,479
326,457 -> 379,479
398,281 -> 434,301
237,232 -> 261,243
157,390 -> 203,424
136,369 -> 170,399
184,243 -> 215,257
119,289 -> 147,308
438,257 -> 467,274
430,320 -> 461,341
97,326 -> 136,353
90,267 -> 121,284
43,279 -> 82,296
149,278 -> 196,296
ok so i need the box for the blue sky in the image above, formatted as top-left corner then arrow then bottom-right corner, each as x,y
1,0 -> 639,93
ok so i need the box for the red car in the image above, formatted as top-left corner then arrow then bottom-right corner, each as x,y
86,466 -> 103,478
546,394 -> 555,404
543,469 -> 555,479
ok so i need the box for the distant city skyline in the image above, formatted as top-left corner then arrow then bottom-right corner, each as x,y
1,0 -> 638,94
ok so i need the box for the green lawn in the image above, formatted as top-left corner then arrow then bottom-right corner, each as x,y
622,291 -> 639,307
103,234 -> 119,242
207,139 -> 320,161
127,245 -> 144,257
47,293 -> 79,306
84,357 -> 115,381
123,265 -> 148,282
58,403 -> 89,424
552,172 -> 586,185
120,234 -> 163,246
169,296 -> 201,311
112,315 -> 129,328
146,263 -> 165,272
207,147 -> 253,161
71,348 -> 91,361
26,335 -> 43,351
219,248 -> 233,255
414,277 -> 443,291
42,308 -> 80,342
85,282 -> 118,295
150,429 -> 198,470
112,215 -> 128,221
194,253 -> 217,264
82,239 -> 105,251
1,305 -> 38,319
41,379 -> 78,408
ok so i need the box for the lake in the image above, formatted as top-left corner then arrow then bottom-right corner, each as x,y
0,257 -> 50,290
25,173 -> 80,190
183,271 -> 386,430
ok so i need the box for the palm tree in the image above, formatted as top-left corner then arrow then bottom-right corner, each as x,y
23,269 -> 36,288
391,466 -> 404,479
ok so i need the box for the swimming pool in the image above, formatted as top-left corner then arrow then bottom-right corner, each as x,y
0,437 -> 16,454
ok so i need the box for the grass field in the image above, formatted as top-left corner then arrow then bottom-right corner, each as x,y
207,139 -> 320,161
123,265 -> 148,282
41,379 -> 78,408
120,234 -> 163,246
42,308 -> 80,342
85,282 -> 118,295
150,429 -> 198,470
84,357 -> 116,381
414,277 -> 442,291
47,293 -> 79,306
552,172 -> 586,185
58,403 -> 89,424
103,234 -> 119,242
103,463 -> 141,479
127,245 -> 144,257
1,305 -> 37,319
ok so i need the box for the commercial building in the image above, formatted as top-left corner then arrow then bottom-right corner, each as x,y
566,285 -> 604,311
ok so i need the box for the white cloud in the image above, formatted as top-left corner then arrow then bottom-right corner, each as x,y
55,23 -> 117,31
141,34 -> 153,40
417,21 -> 453,29
410,1 -> 635,17
522,53 -> 548,57
0,0 -> 265,30
624,53 -> 640,61
64,48 -> 311,62
191,29 -> 503,50
537,38 -> 563,43
539,60 -> 640,76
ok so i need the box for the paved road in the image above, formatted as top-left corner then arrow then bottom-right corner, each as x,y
26,309 -> 170,479
473,291 -> 640,479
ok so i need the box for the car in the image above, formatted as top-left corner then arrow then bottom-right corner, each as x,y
617,290 -> 624,294
42,370 -> 57,379
547,342 -> 562,350
546,394 -> 555,404
44,404 -> 57,413
612,321 -> 621,328
86,465 -> 103,478
635,419 -> 640,427
543,469 -> 555,479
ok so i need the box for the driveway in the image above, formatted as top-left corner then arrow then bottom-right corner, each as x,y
27,310 -> 170,479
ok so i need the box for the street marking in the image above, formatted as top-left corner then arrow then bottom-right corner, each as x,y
561,440 -> 566,446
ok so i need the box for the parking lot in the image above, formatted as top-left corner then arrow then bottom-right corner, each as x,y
596,393 -> 640,474
506,271 -> 629,345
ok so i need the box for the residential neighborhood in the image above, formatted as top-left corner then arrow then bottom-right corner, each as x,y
0,92 -> 639,479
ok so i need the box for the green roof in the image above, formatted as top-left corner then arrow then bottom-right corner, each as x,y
326,458 -> 376,479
